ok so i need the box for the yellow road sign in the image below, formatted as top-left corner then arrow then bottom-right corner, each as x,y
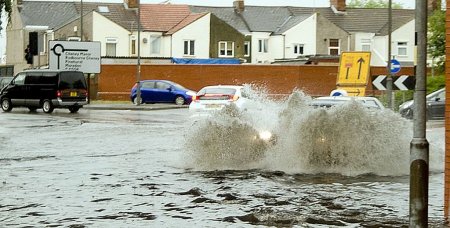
336,86 -> 366,97
337,52 -> 371,86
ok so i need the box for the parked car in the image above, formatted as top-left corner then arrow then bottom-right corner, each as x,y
130,80 -> 195,105
399,88 -> 445,120
189,85 -> 250,113
1,70 -> 88,113
0,77 -> 13,90
310,96 -> 385,110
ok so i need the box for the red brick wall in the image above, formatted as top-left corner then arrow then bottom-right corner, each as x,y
95,64 -> 414,101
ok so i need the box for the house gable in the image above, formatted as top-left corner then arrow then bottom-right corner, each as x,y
209,13 -> 245,59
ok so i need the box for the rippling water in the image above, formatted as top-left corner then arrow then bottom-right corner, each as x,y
0,88 -> 446,227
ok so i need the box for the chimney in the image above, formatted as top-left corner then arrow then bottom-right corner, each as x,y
233,0 -> 244,13
330,0 -> 346,11
428,0 -> 440,12
125,0 -> 138,9
17,0 -> 23,6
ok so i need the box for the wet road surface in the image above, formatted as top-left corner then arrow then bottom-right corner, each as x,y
0,107 -> 446,227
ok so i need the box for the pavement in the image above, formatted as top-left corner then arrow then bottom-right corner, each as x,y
83,102 -> 189,111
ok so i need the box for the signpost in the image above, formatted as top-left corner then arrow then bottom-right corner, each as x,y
49,41 -> 101,74
372,75 -> 415,91
390,59 -> 401,75
336,52 -> 371,96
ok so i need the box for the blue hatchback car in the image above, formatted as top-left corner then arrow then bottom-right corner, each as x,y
130,80 -> 196,105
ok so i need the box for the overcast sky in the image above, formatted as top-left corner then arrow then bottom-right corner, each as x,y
0,0 -> 418,61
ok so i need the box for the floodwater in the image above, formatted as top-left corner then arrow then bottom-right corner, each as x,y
0,89 -> 446,227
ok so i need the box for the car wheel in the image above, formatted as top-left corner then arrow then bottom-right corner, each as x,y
42,100 -> 54,113
1,98 -> 12,112
175,96 -> 185,105
133,97 -> 143,105
68,106 -> 80,113
28,107 -> 37,112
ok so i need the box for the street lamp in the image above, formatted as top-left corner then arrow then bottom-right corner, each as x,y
24,25 -> 49,69
136,0 -> 141,106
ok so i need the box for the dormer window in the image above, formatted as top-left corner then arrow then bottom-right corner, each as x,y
98,6 -> 109,13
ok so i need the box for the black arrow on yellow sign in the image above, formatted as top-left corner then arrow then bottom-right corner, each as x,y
357,57 -> 365,79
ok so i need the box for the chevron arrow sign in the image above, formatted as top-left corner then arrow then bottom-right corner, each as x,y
372,75 -> 415,90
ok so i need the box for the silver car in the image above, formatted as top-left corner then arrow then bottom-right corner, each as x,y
398,88 -> 445,120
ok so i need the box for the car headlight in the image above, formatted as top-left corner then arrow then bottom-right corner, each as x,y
258,130 -> 273,141
186,91 -> 196,96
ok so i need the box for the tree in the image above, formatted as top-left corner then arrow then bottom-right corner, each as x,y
0,0 -> 12,31
347,0 -> 403,9
428,9 -> 445,73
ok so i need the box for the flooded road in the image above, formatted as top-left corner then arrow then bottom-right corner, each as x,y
0,102 -> 446,227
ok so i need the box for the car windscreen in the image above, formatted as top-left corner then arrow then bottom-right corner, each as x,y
59,72 -> 87,90
196,88 -> 237,100
170,82 -> 186,90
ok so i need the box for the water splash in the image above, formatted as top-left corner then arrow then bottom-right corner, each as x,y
184,86 -> 442,176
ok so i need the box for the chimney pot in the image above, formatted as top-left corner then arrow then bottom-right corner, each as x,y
234,0 -> 244,13
125,0 -> 138,9
330,0 -> 346,11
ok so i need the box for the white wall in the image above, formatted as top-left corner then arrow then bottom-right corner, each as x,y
251,32 -> 272,63
283,14 -> 317,59
370,19 -> 415,67
92,12 -> 130,56
392,20 -> 415,63
171,14 -> 210,59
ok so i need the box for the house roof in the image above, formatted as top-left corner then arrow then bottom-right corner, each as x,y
73,2 -> 138,31
140,4 -> 191,32
190,6 -> 251,34
19,1 -> 138,31
288,7 -> 415,35
20,1 -> 79,30
166,13 -> 208,35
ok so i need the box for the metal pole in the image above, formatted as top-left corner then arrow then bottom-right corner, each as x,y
386,0 -> 393,109
410,0 -> 429,226
37,32 -> 40,68
80,0 -> 83,41
136,1 -> 141,106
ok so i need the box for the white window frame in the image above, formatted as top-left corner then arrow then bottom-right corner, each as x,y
397,41 -> 408,56
130,35 -> 137,56
244,41 -> 250,57
293,43 -> 304,55
328,38 -> 340,55
106,37 -> 118,57
150,35 -> 161,55
258,39 -> 268,53
361,39 -> 371,51
183,40 -> 195,56
218,41 -> 234,57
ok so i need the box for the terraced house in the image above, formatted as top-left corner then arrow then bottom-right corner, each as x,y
7,0 -> 422,73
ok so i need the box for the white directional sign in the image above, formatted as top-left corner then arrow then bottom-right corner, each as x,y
394,75 -> 409,90
49,41 -> 101,73
372,75 -> 387,90
372,75 -> 415,90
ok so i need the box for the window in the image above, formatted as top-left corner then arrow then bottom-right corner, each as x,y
244,41 -> 250,57
293,43 -> 304,55
218,41 -> 234,57
258,39 -> 268,53
328,39 -> 340,55
130,36 -> 136,55
361,39 -> 371,51
98,6 -> 110,13
106,37 -> 117,56
397,42 -> 408,56
150,36 -> 161,55
156,82 -> 171,90
184,40 -> 195,56
13,73 -> 26,85
141,81 -> 155,89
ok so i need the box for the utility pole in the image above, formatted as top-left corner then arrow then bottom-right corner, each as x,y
386,0 -> 393,109
410,0 -> 429,226
136,0 -> 141,106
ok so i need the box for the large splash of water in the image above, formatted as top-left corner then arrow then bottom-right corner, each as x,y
184,85 -> 442,176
